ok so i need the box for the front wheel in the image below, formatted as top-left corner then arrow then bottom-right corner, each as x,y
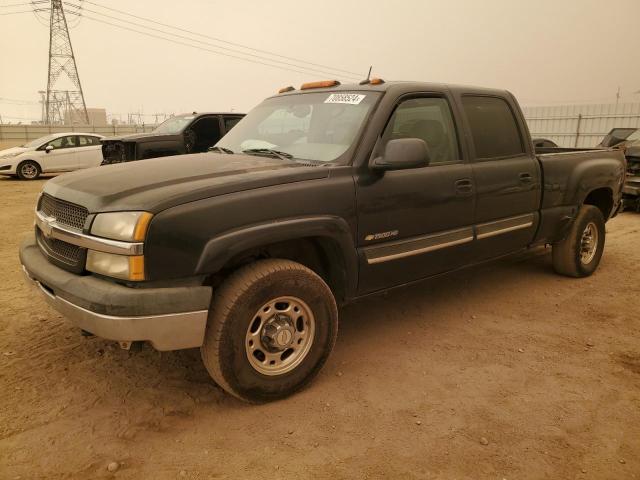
16,160 -> 41,180
552,205 -> 606,277
201,259 -> 338,403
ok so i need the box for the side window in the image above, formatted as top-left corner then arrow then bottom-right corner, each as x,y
224,116 -> 242,133
78,136 -> 101,146
379,97 -> 460,165
46,135 -> 77,149
461,96 -> 524,159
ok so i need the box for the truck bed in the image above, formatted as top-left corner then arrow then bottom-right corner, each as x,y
532,147 -> 626,244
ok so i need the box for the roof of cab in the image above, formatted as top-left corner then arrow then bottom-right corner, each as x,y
272,80 -> 511,99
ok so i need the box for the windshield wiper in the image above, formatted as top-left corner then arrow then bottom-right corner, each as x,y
209,146 -> 234,154
242,148 -> 293,161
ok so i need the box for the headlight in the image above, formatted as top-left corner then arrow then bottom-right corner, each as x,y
0,152 -> 21,159
86,251 -> 145,281
91,211 -> 153,241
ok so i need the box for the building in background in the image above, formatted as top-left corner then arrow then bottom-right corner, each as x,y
522,103 -> 640,148
63,107 -> 107,126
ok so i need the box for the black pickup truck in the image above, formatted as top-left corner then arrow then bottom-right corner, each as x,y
20,79 -> 625,402
100,112 -> 244,164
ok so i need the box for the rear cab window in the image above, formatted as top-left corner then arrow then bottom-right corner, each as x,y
461,96 -> 524,159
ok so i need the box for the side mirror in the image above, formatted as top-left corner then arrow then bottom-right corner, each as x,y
372,138 -> 430,171
45,145 -> 53,153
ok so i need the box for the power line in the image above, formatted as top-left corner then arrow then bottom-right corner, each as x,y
63,3 -> 361,81
0,1 -> 46,6
0,8 -> 47,14
81,0 -> 364,78
78,13 -> 362,81
0,97 -> 40,105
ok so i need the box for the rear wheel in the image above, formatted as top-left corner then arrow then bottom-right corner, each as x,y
552,205 -> 605,277
16,160 -> 41,180
201,259 -> 338,403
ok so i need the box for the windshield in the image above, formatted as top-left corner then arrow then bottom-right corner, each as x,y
153,115 -> 194,134
216,91 -> 380,163
626,129 -> 640,144
22,134 -> 60,148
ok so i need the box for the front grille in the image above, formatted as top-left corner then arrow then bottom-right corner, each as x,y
38,193 -> 88,231
36,229 -> 85,272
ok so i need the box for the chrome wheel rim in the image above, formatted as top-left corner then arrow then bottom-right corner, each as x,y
21,164 -> 37,179
245,296 -> 315,376
580,222 -> 598,264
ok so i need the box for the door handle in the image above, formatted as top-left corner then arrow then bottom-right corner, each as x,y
454,178 -> 474,195
519,172 -> 533,183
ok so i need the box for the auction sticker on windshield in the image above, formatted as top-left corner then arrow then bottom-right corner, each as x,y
324,93 -> 366,105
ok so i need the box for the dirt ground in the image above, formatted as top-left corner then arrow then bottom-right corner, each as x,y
1,176 -> 639,480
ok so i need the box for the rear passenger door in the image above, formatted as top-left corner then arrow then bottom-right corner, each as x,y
355,95 -> 475,294
75,135 -> 103,169
459,95 -> 540,259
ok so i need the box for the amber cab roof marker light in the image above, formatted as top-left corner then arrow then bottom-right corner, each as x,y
359,77 -> 384,86
278,86 -> 295,94
300,80 -> 341,90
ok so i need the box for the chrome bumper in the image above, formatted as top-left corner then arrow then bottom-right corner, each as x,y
22,265 -> 208,351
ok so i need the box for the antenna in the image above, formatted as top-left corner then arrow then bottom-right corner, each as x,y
359,66 -> 374,85
45,0 -> 89,125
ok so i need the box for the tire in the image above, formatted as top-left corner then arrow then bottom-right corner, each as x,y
201,259 -> 338,403
16,160 -> 41,180
552,205 -> 605,277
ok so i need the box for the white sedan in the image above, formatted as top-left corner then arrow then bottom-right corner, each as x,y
0,132 -> 104,180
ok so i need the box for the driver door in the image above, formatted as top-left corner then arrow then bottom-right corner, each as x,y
40,135 -> 78,172
355,95 -> 475,294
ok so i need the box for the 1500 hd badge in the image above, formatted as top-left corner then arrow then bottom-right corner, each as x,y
364,230 -> 399,241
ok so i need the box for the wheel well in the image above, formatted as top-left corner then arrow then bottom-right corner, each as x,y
583,188 -> 613,219
209,237 -> 348,303
17,159 -> 41,170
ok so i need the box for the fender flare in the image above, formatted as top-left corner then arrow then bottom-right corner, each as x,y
195,215 -> 358,299
562,157 -> 621,209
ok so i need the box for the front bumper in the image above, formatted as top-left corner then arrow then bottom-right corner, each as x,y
20,238 -> 212,350
0,163 -> 17,175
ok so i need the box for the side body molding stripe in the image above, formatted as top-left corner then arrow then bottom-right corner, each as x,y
476,213 -> 535,240
363,213 -> 536,265
364,227 -> 474,265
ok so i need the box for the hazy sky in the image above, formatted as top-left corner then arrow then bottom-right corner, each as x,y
1,0 -> 639,123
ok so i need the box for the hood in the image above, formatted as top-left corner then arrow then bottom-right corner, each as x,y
102,132 -> 178,143
0,146 -> 29,157
43,152 -> 329,213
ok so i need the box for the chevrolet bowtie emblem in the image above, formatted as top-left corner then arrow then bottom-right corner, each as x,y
40,215 -> 56,238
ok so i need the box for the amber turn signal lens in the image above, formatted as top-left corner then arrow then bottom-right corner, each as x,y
133,212 -> 153,242
128,255 -> 145,281
370,78 -> 385,85
300,80 -> 341,90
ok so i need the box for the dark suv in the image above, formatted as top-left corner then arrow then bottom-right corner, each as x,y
101,112 -> 244,164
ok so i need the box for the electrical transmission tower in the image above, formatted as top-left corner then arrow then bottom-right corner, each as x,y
45,0 -> 88,125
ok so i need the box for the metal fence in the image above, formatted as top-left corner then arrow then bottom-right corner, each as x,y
522,102 -> 640,148
0,124 -> 157,150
